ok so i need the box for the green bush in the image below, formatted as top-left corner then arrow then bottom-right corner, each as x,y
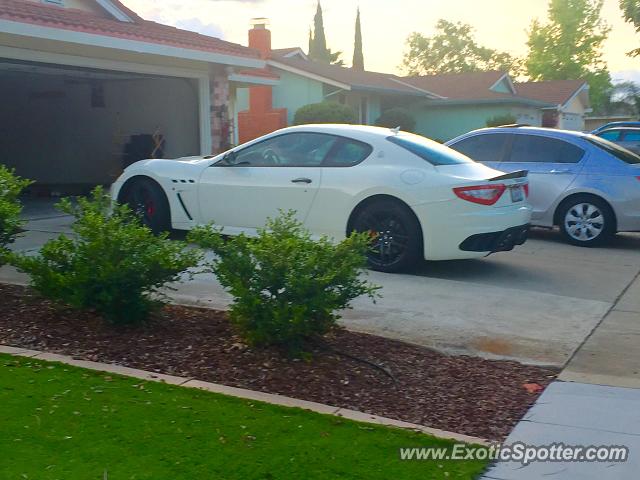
188,211 -> 380,355
486,114 -> 518,127
293,102 -> 357,125
0,166 -> 31,266
375,108 -> 417,132
15,187 -> 200,325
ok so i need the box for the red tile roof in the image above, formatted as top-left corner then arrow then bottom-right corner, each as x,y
515,79 -> 587,106
0,0 -> 260,59
402,71 -> 514,100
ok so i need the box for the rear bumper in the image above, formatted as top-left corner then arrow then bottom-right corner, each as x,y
413,200 -> 532,260
459,224 -> 530,253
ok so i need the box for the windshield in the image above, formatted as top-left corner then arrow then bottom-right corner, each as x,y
387,133 -> 474,166
586,135 -> 640,165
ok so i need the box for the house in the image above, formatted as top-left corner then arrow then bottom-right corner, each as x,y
235,21 -> 591,144
0,0 -> 271,192
235,19 -> 438,144
401,73 -> 591,141
515,79 -> 591,131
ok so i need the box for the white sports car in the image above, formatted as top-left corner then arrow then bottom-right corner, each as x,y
111,125 -> 532,272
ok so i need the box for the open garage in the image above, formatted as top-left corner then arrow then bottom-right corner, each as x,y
0,0 -> 269,196
0,59 -> 201,194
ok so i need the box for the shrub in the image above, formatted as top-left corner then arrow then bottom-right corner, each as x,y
486,114 -> 518,127
15,187 -> 200,325
188,211 -> 380,355
0,166 -> 31,267
293,102 -> 357,125
375,108 -> 417,132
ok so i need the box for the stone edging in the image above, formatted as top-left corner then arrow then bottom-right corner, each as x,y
1,344 -> 489,446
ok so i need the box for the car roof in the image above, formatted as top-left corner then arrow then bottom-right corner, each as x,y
597,126 -> 640,132
272,124 -> 409,142
456,126 -> 590,141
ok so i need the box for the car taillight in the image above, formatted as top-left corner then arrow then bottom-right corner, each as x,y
524,183 -> 530,197
453,184 -> 506,206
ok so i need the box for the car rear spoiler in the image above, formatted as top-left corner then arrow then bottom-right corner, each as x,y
487,170 -> 528,181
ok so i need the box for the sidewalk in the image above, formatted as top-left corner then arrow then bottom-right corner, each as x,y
481,274 -> 640,479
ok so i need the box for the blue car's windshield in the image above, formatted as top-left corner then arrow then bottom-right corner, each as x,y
586,135 -> 640,165
387,134 -> 474,166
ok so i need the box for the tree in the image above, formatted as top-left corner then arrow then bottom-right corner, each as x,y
620,0 -> 640,56
524,0 -> 612,112
352,8 -> 364,71
402,20 -> 519,76
600,81 -> 640,117
308,2 -> 344,66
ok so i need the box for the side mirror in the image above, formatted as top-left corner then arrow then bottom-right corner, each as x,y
214,150 -> 237,166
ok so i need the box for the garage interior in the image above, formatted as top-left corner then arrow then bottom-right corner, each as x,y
0,59 -> 201,195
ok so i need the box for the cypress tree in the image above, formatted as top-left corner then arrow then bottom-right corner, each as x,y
352,7 -> 364,70
311,2 -> 328,60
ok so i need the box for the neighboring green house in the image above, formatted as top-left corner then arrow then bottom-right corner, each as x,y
235,22 -> 591,143
396,72 -> 591,141
235,46 -> 436,134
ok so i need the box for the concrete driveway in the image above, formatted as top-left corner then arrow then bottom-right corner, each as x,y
3,199 -> 639,368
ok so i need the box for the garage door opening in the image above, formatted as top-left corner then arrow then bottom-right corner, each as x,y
0,59 -> 201,196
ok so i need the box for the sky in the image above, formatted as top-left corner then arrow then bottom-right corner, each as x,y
122,0 -> 640,83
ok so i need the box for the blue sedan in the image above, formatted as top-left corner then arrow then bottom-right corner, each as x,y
447,126 -> 640,246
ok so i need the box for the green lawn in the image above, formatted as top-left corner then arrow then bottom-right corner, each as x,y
0,354 -> 488,479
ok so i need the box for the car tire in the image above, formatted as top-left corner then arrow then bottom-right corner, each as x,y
557,195 -> 615,247
122,178 -> 171,234
350,199 -> 422,273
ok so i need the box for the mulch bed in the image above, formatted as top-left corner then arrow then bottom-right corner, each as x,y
0,283 -> 557,441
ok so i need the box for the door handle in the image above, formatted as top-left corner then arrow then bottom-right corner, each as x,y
291,177 -> 312,184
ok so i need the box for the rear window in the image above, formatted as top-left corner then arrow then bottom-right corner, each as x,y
448,133 -> 510,163
387,134 -> 473,166
586,135 -> 640,164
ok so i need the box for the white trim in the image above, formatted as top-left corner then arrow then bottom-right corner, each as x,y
489,72 -> 516,94
268,59 -> 351,90
198,77 -> 213,155
228,73 -> 279,86
0,19 -> 265,69
389,77 -> 446,99
94,0 -> 134,22
0,45 -> 208,79
279,48 -> 308,60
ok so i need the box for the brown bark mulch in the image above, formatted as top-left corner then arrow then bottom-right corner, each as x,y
0,283 -> 557,441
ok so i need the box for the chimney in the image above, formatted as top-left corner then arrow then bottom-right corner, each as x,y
249,17 -> 271,59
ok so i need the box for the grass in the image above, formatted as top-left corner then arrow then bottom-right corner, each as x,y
0,353 -> 488,479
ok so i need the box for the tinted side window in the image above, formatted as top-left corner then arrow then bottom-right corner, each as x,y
324,139 -> 372,167
598,130 -> 622,141
622,130 -> 640,142
506,135 -> 584,163
449,134 -> 510,163
232,133 -> 338,167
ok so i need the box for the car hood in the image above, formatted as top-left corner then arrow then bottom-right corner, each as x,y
435,162 -> 505,181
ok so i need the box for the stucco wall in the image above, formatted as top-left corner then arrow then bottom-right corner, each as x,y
272,70 -> 325,124
409,103 -> 543,142
0,72 -> 199,185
